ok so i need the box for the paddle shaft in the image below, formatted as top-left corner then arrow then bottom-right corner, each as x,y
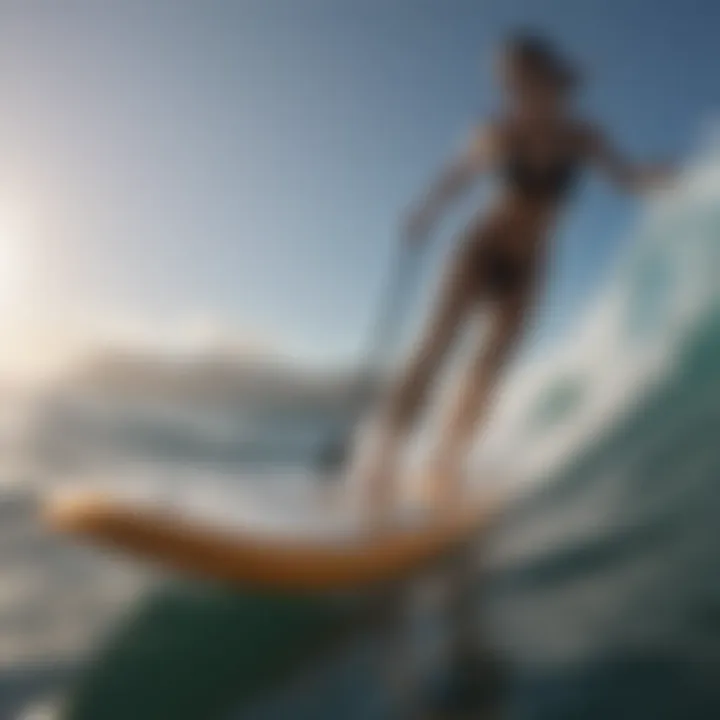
356,240 -> 422,400
316,240 -> 424,472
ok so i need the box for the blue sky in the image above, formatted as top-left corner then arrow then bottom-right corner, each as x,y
0,0 -> 718,370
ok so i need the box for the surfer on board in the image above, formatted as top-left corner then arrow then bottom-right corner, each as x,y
360,31 -> 676,518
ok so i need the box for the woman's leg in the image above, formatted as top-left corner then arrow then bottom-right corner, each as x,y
425,290 -> 531,507
362,243 -> 476,514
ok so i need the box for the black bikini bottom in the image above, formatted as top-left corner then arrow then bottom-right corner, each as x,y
475,243 -> 531,297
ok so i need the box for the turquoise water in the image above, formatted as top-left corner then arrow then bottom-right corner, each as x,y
480,312 -> 720,717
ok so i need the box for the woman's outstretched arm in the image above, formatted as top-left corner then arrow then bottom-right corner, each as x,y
584,124 -> 677,194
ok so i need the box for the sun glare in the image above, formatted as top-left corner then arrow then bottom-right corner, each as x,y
0,237 -> 22,308
0,201 -> 30,309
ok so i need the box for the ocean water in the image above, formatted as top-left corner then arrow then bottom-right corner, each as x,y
4,141 -> 720,718
474,142 -> 720,717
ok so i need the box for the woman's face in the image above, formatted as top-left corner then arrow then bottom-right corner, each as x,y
498,50 -> 565,115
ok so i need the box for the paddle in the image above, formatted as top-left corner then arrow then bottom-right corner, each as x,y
314,238 -> 425,475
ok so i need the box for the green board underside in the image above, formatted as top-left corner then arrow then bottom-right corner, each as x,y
62,581 -> 371,720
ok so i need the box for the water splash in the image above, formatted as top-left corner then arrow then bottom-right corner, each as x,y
477,138 -> 720,493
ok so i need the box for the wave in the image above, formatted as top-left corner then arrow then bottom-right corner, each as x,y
467,138 -> 720,716
475,138 -> 720,494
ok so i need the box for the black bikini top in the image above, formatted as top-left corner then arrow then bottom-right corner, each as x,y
504,152 -> 580,200
496,118 -> 583,200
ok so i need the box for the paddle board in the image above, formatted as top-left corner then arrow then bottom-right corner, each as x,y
44,488 -> 497,592
45,485 -> 498,720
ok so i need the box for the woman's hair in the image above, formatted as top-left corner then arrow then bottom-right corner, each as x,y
503,31 -> 580,93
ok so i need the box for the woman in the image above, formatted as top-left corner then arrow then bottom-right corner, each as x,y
361,32 -> 674,516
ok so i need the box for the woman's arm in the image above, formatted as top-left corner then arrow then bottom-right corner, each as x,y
404,124 -> 501,245
584,124 -> 677,194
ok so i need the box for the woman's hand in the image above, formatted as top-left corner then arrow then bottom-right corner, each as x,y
586,125 -> 679,196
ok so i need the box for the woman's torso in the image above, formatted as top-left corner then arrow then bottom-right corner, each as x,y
476,116 -> 589,260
